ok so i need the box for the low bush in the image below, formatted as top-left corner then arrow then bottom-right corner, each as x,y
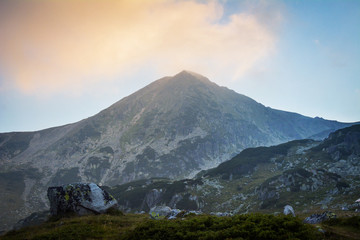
122,214 -> 321,240
323,216 -> 360,229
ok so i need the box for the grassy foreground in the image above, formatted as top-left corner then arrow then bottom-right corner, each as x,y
1,212 -> 359,240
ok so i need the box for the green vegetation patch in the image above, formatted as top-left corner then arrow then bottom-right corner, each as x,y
321,216 -> 360,240
323,216 -> 360,231
49,168 -> 82,186
1,213 -> 147,240
4,213 -> 360,240
176,194 -> 198,210
123,214 -> 321,240
205,139 -> 314,179
316,124 -> 360,149
0,171 -> 25,215
76,124 -> 101,142
0,132 -> 34,158
311,124 -> 360,159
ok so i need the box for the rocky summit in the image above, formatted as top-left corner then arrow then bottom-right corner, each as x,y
0,71 -> 356,231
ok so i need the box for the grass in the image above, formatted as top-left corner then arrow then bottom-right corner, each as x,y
1,213 -> 147,240
321,216 -> 360,240
0,213 -> 323,240
2,212 -> 360,240
123,214 -> 322,240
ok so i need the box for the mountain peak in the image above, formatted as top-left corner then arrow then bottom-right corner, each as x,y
0,70 -> 354,230
175,70 -> 204,78
171,70 -> 213,85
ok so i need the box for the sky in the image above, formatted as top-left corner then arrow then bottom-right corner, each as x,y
0,0 -> 359,133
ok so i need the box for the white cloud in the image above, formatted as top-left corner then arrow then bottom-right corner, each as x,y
0,0 -> 277,95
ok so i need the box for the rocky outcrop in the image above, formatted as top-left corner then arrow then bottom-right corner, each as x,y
304,212 -> 337,224
149,206 -> 172,219
256,168 -> 346,202
149,206 -> 201,220
142,189 -> 163,209
108,125 -> 360,215
47,183 -> 117,216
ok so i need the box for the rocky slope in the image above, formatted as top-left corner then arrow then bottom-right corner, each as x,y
107,124 -> 360,215
0,71 -> 355,230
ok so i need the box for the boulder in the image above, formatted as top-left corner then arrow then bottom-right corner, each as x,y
149,206 -> 202,220
47,183 -> 117,216
149,206 -> 172,219
167,209 -> 182,219
283,205 -> 295,217
304,211 -> 336,224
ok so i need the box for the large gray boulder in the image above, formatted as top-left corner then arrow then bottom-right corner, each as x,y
47,183 -> 117,216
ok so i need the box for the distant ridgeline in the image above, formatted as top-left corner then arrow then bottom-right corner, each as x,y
106,124 -> 360,215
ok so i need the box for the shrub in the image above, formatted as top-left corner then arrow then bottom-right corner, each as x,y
324,216 -> 360,229
121,214 -> 321,240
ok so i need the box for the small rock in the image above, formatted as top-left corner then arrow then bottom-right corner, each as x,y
316,225 -> 326,234
149,206 -> 172,220
167,209 -> 181,219
284,205 -> 295,217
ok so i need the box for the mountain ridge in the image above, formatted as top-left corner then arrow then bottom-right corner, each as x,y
107,124 -> 360,215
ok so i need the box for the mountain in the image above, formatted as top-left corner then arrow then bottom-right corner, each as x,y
106,124 -> 360,215
0,70 -> 355,230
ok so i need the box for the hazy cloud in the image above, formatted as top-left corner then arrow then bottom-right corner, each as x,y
0,0 -> 276,95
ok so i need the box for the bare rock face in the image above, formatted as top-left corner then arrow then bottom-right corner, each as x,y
142,189 -> 163,209
47,183 -> 117,216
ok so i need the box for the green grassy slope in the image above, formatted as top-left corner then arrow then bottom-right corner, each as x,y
2,213 -> 360,240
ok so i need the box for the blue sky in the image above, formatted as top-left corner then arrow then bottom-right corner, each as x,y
234,0 -> 360,121
0,0 -> 359,132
